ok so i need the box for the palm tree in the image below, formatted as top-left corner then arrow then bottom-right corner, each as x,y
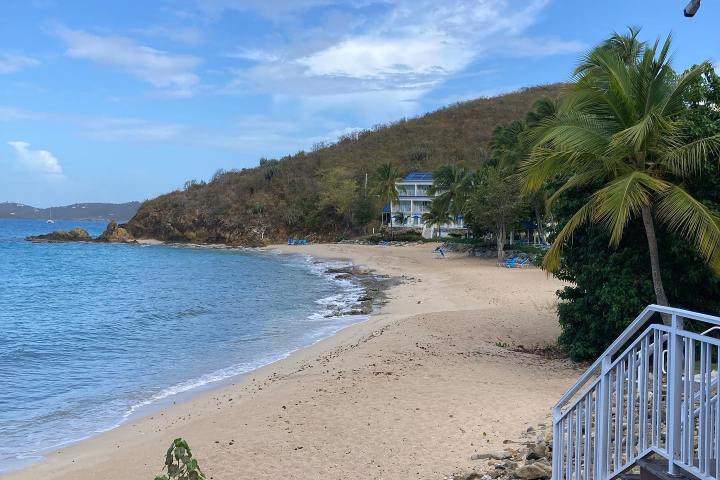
422,205 -> 453,239
522,31 -> 720,319
490,120 -> 526,170
522,98 -> 558,244
524,97 -> 559,129
429,164 -> 472,226
370,163 -> 401,237
488,99 -> 558,244
393,211 -> 409,227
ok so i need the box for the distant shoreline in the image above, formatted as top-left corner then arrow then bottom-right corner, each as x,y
0,202 -> 140,222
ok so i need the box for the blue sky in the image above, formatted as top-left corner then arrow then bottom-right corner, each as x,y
1,0 -> 718,207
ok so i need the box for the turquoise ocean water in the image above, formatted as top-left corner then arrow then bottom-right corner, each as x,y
0,219 -> 365,471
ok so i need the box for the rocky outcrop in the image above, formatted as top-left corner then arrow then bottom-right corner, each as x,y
96,220 -> 136,243
26,221 -> 137,244
26,227 -> 93,242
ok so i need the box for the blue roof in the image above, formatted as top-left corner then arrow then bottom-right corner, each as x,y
403,171 -> 433,182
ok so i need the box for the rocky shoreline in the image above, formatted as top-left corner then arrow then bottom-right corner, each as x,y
26,221 -> 137,243
316,263 -> 399,317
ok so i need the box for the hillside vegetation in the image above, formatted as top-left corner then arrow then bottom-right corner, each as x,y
127,84 -> 563,244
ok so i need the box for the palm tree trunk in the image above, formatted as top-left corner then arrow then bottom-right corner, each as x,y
496,224 -> 506,261
641,205 -> 670,324
535,207 -> 547,244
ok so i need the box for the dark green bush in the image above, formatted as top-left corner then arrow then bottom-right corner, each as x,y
553,194 -> 720,361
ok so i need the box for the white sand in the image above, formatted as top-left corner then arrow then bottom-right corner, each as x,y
3,243 -> 580,480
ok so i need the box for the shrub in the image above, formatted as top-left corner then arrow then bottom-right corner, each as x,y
154,438 -> 205,480
552,192 -> 720,361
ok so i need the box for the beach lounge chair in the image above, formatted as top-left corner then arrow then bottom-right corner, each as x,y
288,238 -> 310,245
504,256 -> 531,268
504,256 -> 518,268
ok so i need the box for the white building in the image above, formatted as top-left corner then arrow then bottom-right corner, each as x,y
386,172 -> 464,235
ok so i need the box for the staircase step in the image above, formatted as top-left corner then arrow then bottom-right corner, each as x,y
637,458 -> 698,480
616,473 -> 641,480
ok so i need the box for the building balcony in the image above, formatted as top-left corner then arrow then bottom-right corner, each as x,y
398,194 -> 432,200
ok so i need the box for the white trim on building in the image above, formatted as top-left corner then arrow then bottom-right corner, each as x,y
388,172 -> 464,235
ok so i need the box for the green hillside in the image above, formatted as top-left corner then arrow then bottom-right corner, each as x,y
127,84 -> 564,244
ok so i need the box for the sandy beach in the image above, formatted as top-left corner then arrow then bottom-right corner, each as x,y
4,243 -> 580,480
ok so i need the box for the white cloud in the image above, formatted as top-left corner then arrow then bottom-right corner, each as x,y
223,0 -> 584,117
502,37 -> 589,57
0,53 -> 39,74
55,26 -> 201,97
193,0 -> 344,20
82,117 -> 186,142
225,48 -> 280,63
297,35 -> 473,79
8,141 -> 63,176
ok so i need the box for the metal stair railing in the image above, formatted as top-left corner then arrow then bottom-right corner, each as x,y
553,305 -> 720,480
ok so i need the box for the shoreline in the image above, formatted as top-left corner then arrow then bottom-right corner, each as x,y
2,246 -> 388,474
3,242 -> 580,480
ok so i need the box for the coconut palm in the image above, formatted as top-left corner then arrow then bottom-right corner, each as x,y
370,163 -> 401,237
522,32 -> 720,317
422,205 -> 453,239
429,164 -> 472,227
489,99 -> 558,243
490,120 -> 526,170
393,211 -> 409,227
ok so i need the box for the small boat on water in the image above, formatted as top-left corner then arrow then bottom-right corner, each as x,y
46,208 -> 55,224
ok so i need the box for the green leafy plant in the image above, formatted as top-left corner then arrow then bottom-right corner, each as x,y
154,438 -> 206,480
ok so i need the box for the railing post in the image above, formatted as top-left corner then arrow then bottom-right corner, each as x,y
595,356 -> 611,480
667,313 -> 684,476
553,406 -> 562,480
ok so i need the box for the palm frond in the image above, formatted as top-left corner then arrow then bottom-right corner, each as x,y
543,201 -> 594,272
531,112 -> 612,155
546,170 -> 604,209
656,185 -> 720,272
660,62 -> 710,116
609,109 -> 671,154
660,134 -> 720,177
592,172 -> 670,246
520,146 -> 583,193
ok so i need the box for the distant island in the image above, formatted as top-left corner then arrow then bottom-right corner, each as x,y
0,201 -> 141,222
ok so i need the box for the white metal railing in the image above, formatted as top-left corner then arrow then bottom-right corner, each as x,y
553,305 -> 720,480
